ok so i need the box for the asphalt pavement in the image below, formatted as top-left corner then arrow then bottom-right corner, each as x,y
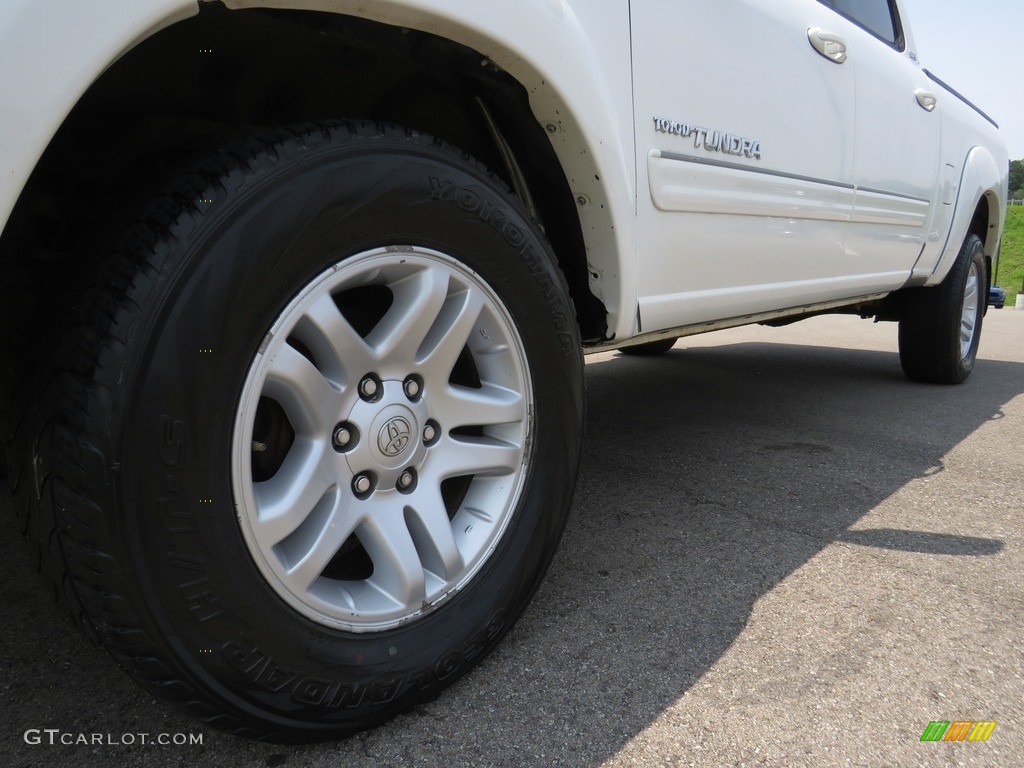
2,310 -> 1022,767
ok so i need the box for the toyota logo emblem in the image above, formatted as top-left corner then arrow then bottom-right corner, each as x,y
378,417 -> 412,457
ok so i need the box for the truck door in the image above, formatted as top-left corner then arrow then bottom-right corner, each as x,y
631,0 -> 858,332
829,0 -> 942,292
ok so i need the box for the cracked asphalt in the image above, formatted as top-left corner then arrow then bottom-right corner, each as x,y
2,311 -> 1022,767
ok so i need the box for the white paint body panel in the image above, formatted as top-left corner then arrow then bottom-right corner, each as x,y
632,0 -> 858,330
913,86 -> 1008,285
838,8 -> 939,294
632,0 -> 1005,333
648,151 -> 856,223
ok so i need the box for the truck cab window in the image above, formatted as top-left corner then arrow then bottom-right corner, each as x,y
834,0 -> 900,45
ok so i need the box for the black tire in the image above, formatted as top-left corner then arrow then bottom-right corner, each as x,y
618,337 -> 678,356
8,122 -> 584,740
898,233 -> 986,384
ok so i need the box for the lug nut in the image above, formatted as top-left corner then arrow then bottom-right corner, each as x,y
333,427 -> 351,449
353,473 -> 373,495
397,469 -> 417,492
359,375 -> 379,400
423,420 -> 440,446
403,376 -> 422,400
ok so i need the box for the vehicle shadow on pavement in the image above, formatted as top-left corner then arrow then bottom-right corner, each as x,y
451,341 -> 1018,765
1,340 -> 1020,767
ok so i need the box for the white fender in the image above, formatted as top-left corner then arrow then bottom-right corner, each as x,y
0,0 -> 197,232
926,145 -> 1007,286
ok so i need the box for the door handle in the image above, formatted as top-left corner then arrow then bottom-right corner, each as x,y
915,89 -> 938,112
807,27 -> 848,64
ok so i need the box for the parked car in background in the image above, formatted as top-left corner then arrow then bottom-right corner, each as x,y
989,285 -> 1006,309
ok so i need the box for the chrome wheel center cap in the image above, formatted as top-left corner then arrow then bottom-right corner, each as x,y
378,415 -> 413,458
348,385 -> 429,482
368,404 -> 418,468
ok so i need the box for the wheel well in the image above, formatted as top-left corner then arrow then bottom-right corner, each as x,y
968,196 -> 990,243
0,3 -> 606,359
967,195 -> 993,289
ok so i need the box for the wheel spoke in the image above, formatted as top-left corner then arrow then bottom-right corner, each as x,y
432,383 -> 526,429
284,494 -> 362,590
418,285 -> 487,377
960,316 -> 976,344
367,267 -> 451,363
404,485 -> 464,580
253,441 -> 338,545
360,505 -> 427,607
294,293 -> 376,389
264,343 -> 342,435
431,435 -> 522,479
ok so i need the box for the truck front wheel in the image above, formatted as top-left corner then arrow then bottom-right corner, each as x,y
8,122 -> 584,739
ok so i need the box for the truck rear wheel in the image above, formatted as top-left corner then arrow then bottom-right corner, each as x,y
8,122 -> 584,740
898,233 -> 986,384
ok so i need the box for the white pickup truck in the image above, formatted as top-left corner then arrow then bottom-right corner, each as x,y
0,0 -> 1009,740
